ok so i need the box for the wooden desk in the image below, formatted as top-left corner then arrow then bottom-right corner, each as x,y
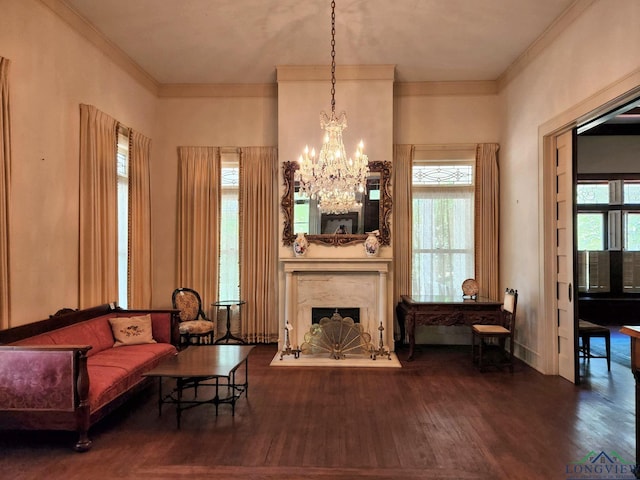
620,326 -> 640,477
396,295 -> 503,360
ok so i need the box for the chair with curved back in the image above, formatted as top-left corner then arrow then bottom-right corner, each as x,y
171,288 -> 215,347
471,288 -> 518,372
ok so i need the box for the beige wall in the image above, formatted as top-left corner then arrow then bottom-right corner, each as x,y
500,0 -> 640,372
1,0 -> 157,325
151,96 -> 278,308
276,66 -> 395,260
394,94 -> 500,145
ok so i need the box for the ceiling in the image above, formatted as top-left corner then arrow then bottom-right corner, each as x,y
62,0 -> 577,85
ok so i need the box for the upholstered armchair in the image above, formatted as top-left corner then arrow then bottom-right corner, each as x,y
171,288 -> 215,346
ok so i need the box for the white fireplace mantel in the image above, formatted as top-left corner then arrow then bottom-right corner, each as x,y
282,257 -> 392,273
279,257 -> 393,354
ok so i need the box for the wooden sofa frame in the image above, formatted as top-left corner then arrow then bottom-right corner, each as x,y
0,304 -> 179,451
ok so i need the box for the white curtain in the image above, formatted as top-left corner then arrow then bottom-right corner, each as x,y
218,154 -> 240,302
412,185 -> 475,296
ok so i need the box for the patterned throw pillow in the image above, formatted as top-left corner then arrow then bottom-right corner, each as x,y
108,314 -> 157,347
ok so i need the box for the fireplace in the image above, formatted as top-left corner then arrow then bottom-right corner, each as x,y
279,258 -> 393,356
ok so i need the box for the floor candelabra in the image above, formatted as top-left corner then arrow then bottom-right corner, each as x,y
280,321 -> 300,360
370,321 -> 391,360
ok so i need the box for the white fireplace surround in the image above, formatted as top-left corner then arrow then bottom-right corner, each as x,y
280,258 -> 393,354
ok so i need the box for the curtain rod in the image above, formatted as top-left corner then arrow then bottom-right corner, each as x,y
412,143 -> 477,151
220,147 -> 241,154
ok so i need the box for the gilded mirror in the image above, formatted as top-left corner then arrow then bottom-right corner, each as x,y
281,160 -> 392,246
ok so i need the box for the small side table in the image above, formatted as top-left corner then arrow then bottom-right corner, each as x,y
213,300 -> 246,344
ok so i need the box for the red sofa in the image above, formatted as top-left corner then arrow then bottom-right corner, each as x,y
0,304 -> 179,451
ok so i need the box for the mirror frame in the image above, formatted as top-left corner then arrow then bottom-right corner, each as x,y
281,160 -> 392,247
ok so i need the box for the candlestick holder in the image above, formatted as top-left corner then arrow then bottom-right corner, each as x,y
280,321 -> 301,360
370,321 -> 391,360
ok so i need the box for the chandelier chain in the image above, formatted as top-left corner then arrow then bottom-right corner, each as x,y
330,0 -> 336,114
296,0 -> 369,215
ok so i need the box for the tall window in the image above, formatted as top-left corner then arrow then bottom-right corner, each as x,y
219,153 -> 240,300
577,178 -> 640,294
116,126 -> 129,308
412,160 -> 475,296
576,181 -> 610,293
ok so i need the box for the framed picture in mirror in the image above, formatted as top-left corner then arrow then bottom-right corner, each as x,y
321,213 -> 358,234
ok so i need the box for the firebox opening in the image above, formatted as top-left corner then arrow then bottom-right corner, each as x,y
312,307 -> 360,324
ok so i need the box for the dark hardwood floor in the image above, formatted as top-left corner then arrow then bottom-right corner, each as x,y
0,342 -> 635,480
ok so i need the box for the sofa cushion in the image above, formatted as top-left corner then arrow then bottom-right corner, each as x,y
12,316 -> 116,357
87,343 -> 176,412
108,314 -> 156,347
12,334 -> 57,347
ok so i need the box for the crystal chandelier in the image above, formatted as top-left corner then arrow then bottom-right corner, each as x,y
296,0 -> 369,215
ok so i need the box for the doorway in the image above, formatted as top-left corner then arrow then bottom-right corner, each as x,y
574,98 -> 640,381
542,92 -> 640,383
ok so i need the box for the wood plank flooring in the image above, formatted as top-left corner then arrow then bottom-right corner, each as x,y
0,343 -> 635,480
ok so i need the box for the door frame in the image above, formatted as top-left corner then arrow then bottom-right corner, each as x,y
539,78 -> 640,377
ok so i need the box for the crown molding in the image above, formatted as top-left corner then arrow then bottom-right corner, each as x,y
277,65 -> 396,82
40,0 -> 159,95
497,0 -> 596,91
394,81 -> 498,97
413,144 -> 477,158
158,83 -> 277,98
159,79 -> 499,98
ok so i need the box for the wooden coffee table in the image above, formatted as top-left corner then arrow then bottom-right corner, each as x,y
144,345 -> 254,428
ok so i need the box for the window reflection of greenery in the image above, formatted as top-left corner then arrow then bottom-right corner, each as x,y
220,162 -> 239,301
116,126 -> 129,308
577,180 -> 640,294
